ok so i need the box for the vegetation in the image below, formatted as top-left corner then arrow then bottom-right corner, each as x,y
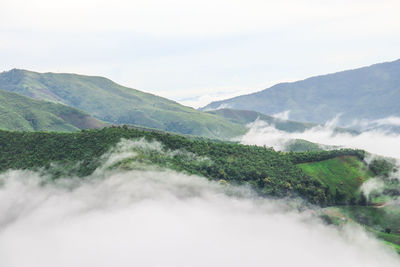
0,127 -> 373,206
0,89 -> 105,131
288,149 -> 365,164
284,139 -> 323,152
369,158 -> 397,178
1,126 -> 397,252
202,59 -> 400,127
340,206 -> 400,251
0,69 -> 360,141
298,156 -> 373,204
0,69 -> 246,139
322,205 -> 400,253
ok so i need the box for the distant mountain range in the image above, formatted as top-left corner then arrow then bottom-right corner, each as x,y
0,89 -> 105,132
0,69 -> 246,138
0,64 -> 379,139
201,59 -> 400,127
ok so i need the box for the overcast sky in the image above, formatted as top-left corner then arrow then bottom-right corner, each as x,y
1,0 -> 400,107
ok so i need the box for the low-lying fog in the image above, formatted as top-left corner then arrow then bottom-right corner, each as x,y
0,167 -> 399,267
1,116 -> 400,266
240,117 -> 400,160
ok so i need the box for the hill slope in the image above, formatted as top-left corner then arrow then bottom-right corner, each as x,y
298,156 -> 373,203
0,89 -> 105,131
202,59 -> 400,126
0,69 -> 246,139
1,127 -> 396,251
0,127 -> 370,206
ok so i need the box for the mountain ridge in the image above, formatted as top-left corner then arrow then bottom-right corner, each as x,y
0,69 -> 246,139
201,59 -> 400,126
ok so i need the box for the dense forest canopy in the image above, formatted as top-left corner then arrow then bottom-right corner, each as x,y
0,127 -> 373,206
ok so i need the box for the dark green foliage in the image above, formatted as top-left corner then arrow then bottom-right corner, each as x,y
288,149 -> 365,164
0,127 -> 368,205
335,188 -> 346,205
359,193 -> 368,206
369,158 -> 396,178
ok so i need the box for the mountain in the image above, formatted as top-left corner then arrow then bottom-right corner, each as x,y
206,108 -> 316,132
0,89 -> 105,132
201,59 -> 400,126
206,108 -> 358,135
0,69 -> 246,139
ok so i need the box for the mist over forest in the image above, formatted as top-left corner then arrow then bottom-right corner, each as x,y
2,0 -> 400,266
0,138 -> 399,267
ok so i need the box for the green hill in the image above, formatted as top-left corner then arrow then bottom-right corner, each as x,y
202,59 -> 400,126
0,127 -> 370,206
0,127 -> 396,252
0,69 -> 246,139
0,89 -> 105,131
298,156 -> 374,203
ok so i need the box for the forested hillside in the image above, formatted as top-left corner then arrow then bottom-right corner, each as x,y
0,127 -> 371,206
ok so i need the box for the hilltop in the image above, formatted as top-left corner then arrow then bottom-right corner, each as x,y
0,69 -> 246,139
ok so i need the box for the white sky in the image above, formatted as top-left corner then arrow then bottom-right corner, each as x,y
1,0 -> 400,107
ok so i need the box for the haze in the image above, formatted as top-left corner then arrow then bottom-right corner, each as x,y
1,0 -> 400,107
0,168 -> 398,267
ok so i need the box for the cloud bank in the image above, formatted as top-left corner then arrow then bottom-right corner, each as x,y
0,166 -> 399,266
240,119 -> 400,160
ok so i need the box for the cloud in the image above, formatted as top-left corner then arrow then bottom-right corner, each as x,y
272,110 -> 291,121
240,118 -> 400,159
1,1 -> 400,108
0,168 -> 399,267
360,178 -> 385,200
349,116 -> 400,131
0,139 -> 399,266
163,86 -> 258,109
2,0 -> 400,36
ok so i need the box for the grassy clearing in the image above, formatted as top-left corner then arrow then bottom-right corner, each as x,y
298,156 -> 373,201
